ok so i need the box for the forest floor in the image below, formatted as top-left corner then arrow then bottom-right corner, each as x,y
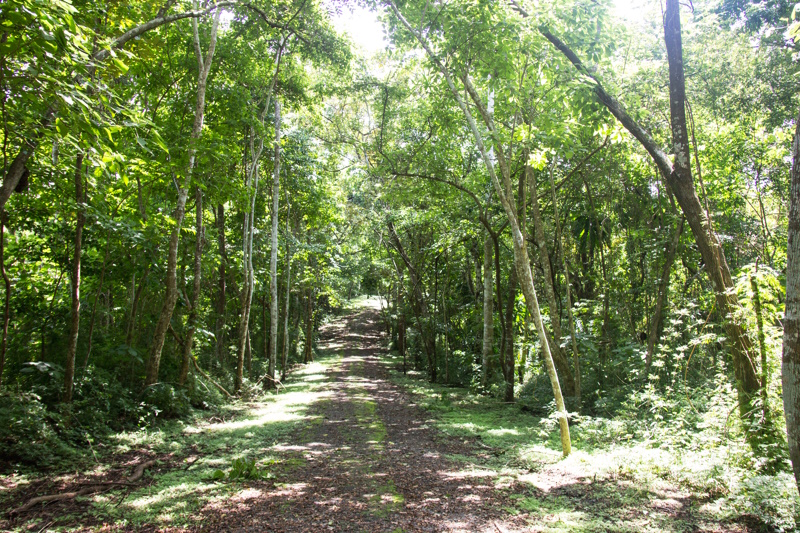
1,298 -> 758,532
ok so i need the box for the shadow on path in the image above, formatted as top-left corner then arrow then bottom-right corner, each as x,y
201,300 -> 517,533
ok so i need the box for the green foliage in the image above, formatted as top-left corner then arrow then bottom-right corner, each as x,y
141,383 -> 192,420
0,392 -> 74,467
726,473 -> 800,532
210,457 -> 272,482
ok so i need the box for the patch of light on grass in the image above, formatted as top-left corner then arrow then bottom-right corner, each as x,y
125,481 -> 210,511
486,428 -> 520,437
206,410 -> 305,432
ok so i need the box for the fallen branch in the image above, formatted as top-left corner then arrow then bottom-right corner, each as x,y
9,459 -> 157,515
191,357 -> 233,399
254,372 -> 285,391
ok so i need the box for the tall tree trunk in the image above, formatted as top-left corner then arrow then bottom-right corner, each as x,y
493,234 -> 507,390
663,0 -> 761,432
0,210 -> 9,388
783,108 -> 800,496
126,264 -> 150,347
215,202 -> 227,368
304,289 -> 314,363
548,163 -> 581,409
145,7 -> 220,387
503,269 -> 517,402
63,152 -> 84,403
281,194 -> 292,382
82,233 -> 111,371
482,236 -> 493,388
246,329 -> 252,378
268,100 -> 281,389
235,133 -> 260,393
398,268 -> 406,374
388,1 -> 570,454
263,292 -> 268,377
529,163 -> 575,396
646,218 -> 684,376
236,215 -> 253,392
179,187 -> 204,387
751,267 -> 769,422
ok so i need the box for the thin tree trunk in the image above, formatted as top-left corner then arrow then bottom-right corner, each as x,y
494,234 -> 506,385
126,264 -> 150,347
82,233 -> 111,371
268,100 -> 281,389
235,208 -> 253,392
304,289 -> 314,363
179,186 -> 204,387
751,266 -> 769,422
548,163 -> 581,409
398,268 -> 406,374
529,163 -> 575,395
646,218 -> 684,376
63,153 -> 84,403
783,107 -> 800,496
504,268 -> 517,402
215,202 -> 227,368
246,328 -> 252,378
443,289 -> 450,384
482,236 -> 493,388
145,6 -> 220,387
263,292 -> 268,377
281,194 -> 292,382
0,210 -> 9,388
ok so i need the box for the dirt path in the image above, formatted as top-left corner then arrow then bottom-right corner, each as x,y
202,300 -> 517,533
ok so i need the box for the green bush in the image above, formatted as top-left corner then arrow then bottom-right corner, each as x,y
727,473 -> 799,532
0,392 -> 74,466
141,382 -> 192,420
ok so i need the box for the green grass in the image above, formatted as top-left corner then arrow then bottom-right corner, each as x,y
379,351 -> 800,532
1,354 -> 342,532
101,356 -> 341,529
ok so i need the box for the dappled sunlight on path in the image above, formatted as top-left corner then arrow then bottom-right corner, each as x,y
199,299 -> 520,533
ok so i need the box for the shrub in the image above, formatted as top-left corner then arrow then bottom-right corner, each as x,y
0,391 -> 74,467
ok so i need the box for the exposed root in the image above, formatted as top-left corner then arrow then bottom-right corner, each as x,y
9,459 -> 157,516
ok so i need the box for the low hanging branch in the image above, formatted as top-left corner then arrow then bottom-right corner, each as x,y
9,459 -> 157,515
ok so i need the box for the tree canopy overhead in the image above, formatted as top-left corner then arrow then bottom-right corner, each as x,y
2,0 -> 800,528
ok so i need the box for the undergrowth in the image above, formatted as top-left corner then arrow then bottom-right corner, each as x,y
382,351 -> 800,532
0,355 -> 341,532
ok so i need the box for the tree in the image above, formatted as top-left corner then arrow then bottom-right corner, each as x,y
144,5 -> 221,388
